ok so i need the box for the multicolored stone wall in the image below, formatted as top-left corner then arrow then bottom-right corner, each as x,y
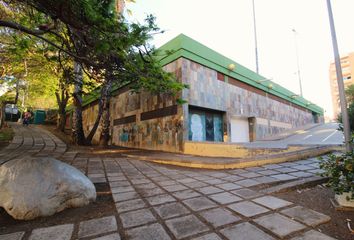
109,59 -> 185,152
181,58 -> 317,140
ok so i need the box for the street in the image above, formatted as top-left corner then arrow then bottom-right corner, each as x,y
282,122 -> 343,145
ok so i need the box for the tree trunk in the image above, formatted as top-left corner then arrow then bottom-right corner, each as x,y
55,89 -> 69,133
99,70 -> 113,147
71,62 -> 86,145
85,95 -> 104,144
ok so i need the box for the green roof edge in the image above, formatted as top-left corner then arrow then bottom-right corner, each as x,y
156,34 -> 323,115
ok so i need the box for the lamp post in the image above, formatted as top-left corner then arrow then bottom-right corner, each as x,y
252,0 -> 259,74
292,28 -> 303,97
326,0 -> 352,152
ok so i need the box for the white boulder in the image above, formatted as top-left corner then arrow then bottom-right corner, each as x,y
0,157 -> 96,220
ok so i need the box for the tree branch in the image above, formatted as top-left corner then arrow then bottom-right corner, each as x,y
0,20 -> 97,67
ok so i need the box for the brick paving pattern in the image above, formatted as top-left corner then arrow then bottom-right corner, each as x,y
0,124 -> 338,240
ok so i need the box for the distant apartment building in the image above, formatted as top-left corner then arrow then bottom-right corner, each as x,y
329,52 -> 354,119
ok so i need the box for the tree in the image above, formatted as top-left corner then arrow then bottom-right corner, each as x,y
0,0 -> 186,146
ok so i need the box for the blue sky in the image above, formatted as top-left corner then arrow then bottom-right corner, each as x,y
126,0 -> 354,119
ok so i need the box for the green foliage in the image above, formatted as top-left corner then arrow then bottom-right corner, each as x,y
320,152 -> 354,200
0,126 -> 14,142
345,84 -> 354,104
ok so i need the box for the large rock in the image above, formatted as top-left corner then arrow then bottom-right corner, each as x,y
0,157 -> 96,220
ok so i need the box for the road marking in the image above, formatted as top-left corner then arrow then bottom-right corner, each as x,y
303,135 -> 312,140
322,130 -> 338,142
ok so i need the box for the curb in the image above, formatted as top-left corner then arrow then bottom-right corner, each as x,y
260,176 -> 328,194
123,145 -> 336,170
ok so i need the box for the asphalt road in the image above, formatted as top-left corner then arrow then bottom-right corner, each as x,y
246,123 -> 344,148
281,122 -> 344,145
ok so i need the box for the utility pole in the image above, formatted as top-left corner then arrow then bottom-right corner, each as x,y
292,29 -> 303,97
326,0 -> 352,152
252,0 -> 259,74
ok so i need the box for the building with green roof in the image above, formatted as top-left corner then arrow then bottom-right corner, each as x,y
79,34 -> 323,152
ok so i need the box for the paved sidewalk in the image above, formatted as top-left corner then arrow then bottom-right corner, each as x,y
0,124 -> 340,240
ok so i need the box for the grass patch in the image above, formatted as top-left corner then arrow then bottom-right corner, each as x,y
0,127 -> 14,142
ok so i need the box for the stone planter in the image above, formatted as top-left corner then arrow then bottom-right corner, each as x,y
335,192 -> 354,208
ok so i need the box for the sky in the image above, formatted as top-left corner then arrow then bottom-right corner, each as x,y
126,0 -> 354,119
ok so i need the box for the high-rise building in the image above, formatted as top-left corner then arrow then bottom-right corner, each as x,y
329,52 -> 354,119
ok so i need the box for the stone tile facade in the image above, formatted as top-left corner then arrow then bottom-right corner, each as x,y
80,57 -> 320,150
110,60 -> 184,152
181,58 -> 316,140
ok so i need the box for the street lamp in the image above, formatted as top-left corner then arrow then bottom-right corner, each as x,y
326,0 -> 352,152
292,28 -> 303,97
252,0 -> 259,74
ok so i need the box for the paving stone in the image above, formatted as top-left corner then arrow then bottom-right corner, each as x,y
108,176 -> 126,182
165,215 -> 209,239
255,176 -> 278,184
238,172 -> 262,178
259,170 -> 280,175
191,233 -> 222,240
245,166 -> 265,172
263,164 -> 283,169
235,179 -> 260,187
115,198 -> 146,212
216,183 -> 242,191
0,232 -> 25,240
78,216 -> 117,238
271,174 -> 297,181
135,183 -> 157,190
112,191 -> 139,202
29,224 -> 74,240
90,177 -> 107,183
220,222 -> 275,240
138,187 -> 166,197
183,197 -> 217,211
208,172 -> 230,178
254,213 -> 306,238
119,208 -> 156,228
232,188 -> 262,199
308,169 -> 325,174
228,201 -> 269,217
252,196 -> 293,209
197,186 -> 224,195
297,159 -> 317,164
91,233 -> 121,240
162,184 -> 188,192
194,176 -> 214,181
276,167 -> 299,173
222,175 -> 244,182
279,162 -> 299,167
146,194 -> 176,205
209,192 -> 242,204
199,208 -> 241,227
154,202 -> 190,219
111,186 -> 135,193
126,223 -> 171,240
110,180 -> 131,188
173,189 -> 201,200
281,206 -> 331,227
228,169 -> 248,174
291,165 -> 315,171
131,178 -> 151,184
187,181 -> 209,188
203,179 -> 226,185
290,230 -> 337,240
289,171 -> 313,178
159,180 -> 178,186
178,178 -> 197,184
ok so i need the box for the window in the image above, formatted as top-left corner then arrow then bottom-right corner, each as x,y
343,76 -> 352,81
188,107 -> 223,142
